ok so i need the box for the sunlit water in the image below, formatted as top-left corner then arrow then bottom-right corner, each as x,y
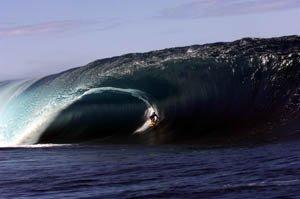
0,141 -> 299,198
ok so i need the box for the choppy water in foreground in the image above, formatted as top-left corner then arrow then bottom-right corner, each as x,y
0,141 -> 299,199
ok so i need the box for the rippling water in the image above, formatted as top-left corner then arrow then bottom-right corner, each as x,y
0,141 -> 299,198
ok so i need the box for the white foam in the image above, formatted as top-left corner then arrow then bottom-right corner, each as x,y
0,143 -> 72,148
134,106 -> 159,134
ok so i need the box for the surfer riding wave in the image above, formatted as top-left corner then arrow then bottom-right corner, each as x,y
149,112 -> 159,127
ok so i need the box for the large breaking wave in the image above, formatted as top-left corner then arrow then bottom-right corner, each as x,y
0,36 -> 300,146
0,82 -> 159,146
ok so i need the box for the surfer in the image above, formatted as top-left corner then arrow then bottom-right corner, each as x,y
149,112 -> 159,126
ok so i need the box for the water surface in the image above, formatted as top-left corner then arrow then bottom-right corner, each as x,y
0,141 -> 299,198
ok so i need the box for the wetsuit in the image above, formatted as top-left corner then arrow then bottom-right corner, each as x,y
150,113 -> 159,123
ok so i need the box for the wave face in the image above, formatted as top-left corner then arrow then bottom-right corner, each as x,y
0,36 -> 300,146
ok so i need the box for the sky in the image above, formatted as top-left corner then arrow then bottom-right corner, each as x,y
0,0 -> 300,80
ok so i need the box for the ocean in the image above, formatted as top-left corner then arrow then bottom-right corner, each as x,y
1,141 -> 299,198
0,36 -> 300,198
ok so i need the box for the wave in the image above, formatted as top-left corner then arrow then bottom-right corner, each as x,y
0,84 -> 159,146
0,36 -> 299,146
0,79 -> 38,114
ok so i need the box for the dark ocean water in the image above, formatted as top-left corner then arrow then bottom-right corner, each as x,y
0,141 -> 299,199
